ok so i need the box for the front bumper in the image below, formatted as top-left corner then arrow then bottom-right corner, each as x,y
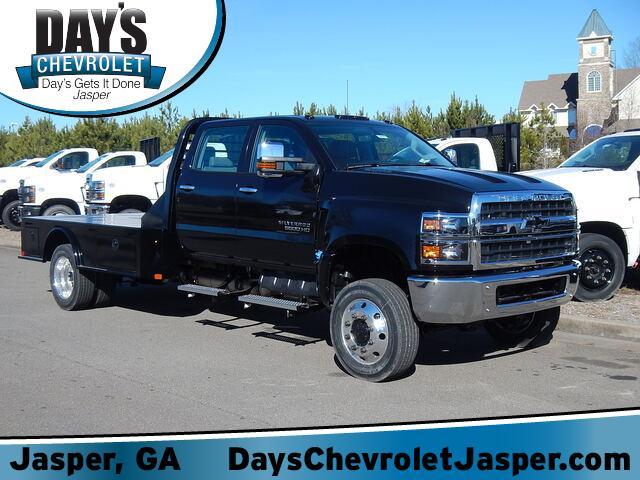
84,203 -> 109,215
18,204 -> 42,219
408,261 -> 580,324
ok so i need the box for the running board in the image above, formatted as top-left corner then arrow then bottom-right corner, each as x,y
178,284 -> 230,297
237,294 -> 310,312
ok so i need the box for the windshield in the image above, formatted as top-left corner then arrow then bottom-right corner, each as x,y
35,151 -> 63,168
561,136 -> 640,171
149,149 -> 174,167
309,123 -> 453,170
77,154 -> 109,173
8,159 -> 26,167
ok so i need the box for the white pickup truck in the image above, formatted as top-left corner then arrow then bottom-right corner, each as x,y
523,131 -> 640,301
3,158 -> 45,169
0,148 -> 98,230
84,149 -> 174,214
19,151 -> 147,219
432,137 -> 499,171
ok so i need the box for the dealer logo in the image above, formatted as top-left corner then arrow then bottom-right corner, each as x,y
16,3 -> 165,94
0,0 -> 225,116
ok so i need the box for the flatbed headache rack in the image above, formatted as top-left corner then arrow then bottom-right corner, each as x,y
453,122 -> 521,173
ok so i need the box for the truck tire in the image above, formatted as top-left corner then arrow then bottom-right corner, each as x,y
93,273 -> 117,308
43,205 -> 75,216
485,307 -> 560,349
575,233 -> 625,302
50,244 -> 96,311
2,200 -> 21,231
330,278 -> 419,382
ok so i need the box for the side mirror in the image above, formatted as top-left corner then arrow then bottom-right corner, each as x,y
443,148 -> 458,166
257,157 -> 316,177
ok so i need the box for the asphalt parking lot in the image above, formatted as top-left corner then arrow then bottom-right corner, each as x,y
0,245 -> 638,436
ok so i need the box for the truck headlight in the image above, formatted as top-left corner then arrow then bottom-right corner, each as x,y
87,180 -> 105,201
420,213 -> 470,264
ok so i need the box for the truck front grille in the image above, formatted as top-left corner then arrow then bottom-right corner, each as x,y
472,192 -> 578,269
479,198 -> 574,220
480,232 -> 577,264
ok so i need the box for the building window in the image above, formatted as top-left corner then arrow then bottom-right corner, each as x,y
587,71 -> 601,92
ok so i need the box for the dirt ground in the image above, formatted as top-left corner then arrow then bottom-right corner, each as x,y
2,226 -> 639,325
0,228 -> 19,249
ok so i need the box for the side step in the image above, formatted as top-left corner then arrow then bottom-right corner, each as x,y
178,284 -> 230,297
237,294 -> 310,312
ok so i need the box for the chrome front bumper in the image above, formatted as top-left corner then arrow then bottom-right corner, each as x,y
408,261 -> 580,324
84,203 -> 109,215
18,204 -> 42,219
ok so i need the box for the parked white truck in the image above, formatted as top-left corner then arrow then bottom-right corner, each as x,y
432,137 -> 499,170
19,152 -> 147,219
0,148 -> 98,230
3,158 -> 45,169
523,131 -> 640,301
84,149 -> 174,214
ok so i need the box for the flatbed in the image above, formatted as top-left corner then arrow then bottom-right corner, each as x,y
21,213 -> 162,279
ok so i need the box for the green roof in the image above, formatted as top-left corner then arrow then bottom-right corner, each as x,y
578,9 -> 612,38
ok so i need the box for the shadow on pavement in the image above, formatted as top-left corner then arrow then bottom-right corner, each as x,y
110,283 -> 542,375
112,282 -> 211,317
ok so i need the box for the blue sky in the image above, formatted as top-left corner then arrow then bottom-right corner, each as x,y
1,0 -> 639,128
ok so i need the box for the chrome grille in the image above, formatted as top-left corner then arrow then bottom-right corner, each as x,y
472,192 -> 578,269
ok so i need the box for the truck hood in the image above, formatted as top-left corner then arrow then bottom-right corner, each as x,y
520,167 -> 620,192
520,165 -> 639,229
23,172 -> 85,192
0,166 -> 54,191
91,164 -> 157,182
357,166 -> 561,193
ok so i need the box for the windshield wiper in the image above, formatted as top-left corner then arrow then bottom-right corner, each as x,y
346,163 -> 382,170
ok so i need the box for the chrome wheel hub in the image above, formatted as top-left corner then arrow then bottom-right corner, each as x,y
52,257 -> 74,300
341,298 -> 388,365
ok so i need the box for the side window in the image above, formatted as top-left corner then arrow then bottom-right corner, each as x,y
252,125 -> 315,172
103,155 -> 136,169
192,125 -> 249,173
446,144 -> 480,169
56,152 -> 89,170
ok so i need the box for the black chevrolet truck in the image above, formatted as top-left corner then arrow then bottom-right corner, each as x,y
20,116 -> 580,382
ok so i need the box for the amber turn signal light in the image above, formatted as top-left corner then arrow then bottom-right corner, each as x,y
153,273 -> 163,281
422,245 -> 442,260
257,161 -> 276,170
422,218 -> 441,233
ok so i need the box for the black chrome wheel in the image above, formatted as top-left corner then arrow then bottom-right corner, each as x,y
580,248 -> 614,290
1,200 -> 21,231
574,233 -> 625,302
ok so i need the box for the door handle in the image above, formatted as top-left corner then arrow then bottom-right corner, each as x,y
238,187 -> 258,194
179,184 -> 196,192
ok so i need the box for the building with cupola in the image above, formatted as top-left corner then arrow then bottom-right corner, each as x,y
518,9 -> 640,140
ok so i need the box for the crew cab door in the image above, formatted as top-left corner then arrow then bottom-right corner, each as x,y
235,122 -> 320,270
174,122 -> 252,259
